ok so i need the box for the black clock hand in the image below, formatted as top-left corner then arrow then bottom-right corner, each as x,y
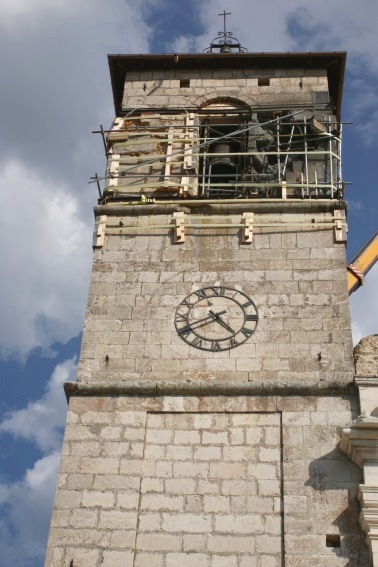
192,309 -> 227,327
208,310 -> 235,334
181,309 -> 227,332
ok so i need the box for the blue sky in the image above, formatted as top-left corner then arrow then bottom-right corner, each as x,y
0,1 -> 377,565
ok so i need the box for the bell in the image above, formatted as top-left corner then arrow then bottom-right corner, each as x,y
209,143 -> 236,167
220,44 -> 232,53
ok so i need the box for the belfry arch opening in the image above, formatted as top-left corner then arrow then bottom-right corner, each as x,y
196,100 -> 341,200
199,100 -> 251,198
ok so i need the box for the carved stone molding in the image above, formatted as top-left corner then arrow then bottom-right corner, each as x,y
340,417 -> 378,468
355,376 -> 378,417
341,397 -> 378,565
359,486 -> 378,566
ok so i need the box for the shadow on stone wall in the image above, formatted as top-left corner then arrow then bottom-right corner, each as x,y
304,447 -> 369,566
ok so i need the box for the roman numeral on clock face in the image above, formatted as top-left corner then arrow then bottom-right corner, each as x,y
229,336 -> 240,348
191,336 -> 203,348
246,314 -> 258,321
193,289 -> 207,300
241,327 -> 254,338
175,312 -> 188,323
210,286 -> 225,296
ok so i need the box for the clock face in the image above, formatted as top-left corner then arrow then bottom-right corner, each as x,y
174,286 -> 258,351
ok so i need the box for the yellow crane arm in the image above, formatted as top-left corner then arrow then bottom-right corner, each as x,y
348,231 -> 378,294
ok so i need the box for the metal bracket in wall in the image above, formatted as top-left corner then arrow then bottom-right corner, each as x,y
241,212 -> 254,243
334,209 -> 347,243
172,211 -> 185,243
93,215 -> 107,248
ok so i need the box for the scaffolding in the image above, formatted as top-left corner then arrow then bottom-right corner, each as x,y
92,108 -> 343,204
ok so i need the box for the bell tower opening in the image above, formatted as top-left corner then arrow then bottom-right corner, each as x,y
199,101 -> 250,198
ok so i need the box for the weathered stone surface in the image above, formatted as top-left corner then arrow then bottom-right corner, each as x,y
354,334 -> 378,376
45,396 -> 369,564
75,208 -> 353,388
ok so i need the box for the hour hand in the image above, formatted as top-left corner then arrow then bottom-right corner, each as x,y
180,309 -> 227,333
208,310 -> 235,334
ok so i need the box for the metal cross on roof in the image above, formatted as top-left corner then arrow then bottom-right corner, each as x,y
219,10 -> 231,42
204,10 -> 247,54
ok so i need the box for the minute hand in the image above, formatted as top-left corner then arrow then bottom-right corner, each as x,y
208,310 -> 235,334
187,309 -> 227,329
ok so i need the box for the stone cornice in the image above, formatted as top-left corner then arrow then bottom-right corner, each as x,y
64,379 -> 355,401
359,486 -> 378,509
355,376 -> 378,387
94,200 -> 347,218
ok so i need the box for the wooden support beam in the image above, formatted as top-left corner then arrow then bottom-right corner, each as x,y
93,215 -> 107,248
242,212 -> 254,243
334,209 -> 347,243
172,211 -> 185,243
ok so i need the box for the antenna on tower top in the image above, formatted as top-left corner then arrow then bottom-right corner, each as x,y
204,11 -> 248,53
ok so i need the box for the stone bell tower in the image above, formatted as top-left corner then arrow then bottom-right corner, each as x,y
45,19 -> 372,567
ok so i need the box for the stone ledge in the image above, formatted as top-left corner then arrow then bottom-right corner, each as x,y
356,376 -> 378,387
64,379 -> 355,401
94,200 -> 347,218
359,486 -> 378,510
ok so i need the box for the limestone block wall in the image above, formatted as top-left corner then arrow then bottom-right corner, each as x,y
78,206 -> 353,387
122,67 -> 329,111
45,393 -> 368,567
354,335 -> 378,377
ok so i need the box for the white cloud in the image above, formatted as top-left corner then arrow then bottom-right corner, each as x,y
0,452 -> 61,567
171,0 -> 298,54
0,0 -> 153,38
0,358 -> 73,566
0,357 -> 75,450
0,0 -> 161,359
285,1 -> 378,73
0,0 -> 153,187
0,161 -> 91,358
192,0 -> 378,64
351,262 -> 378,345
0,0 -> 74,19
347,80 -> 378,145
172,34 -> 201,54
